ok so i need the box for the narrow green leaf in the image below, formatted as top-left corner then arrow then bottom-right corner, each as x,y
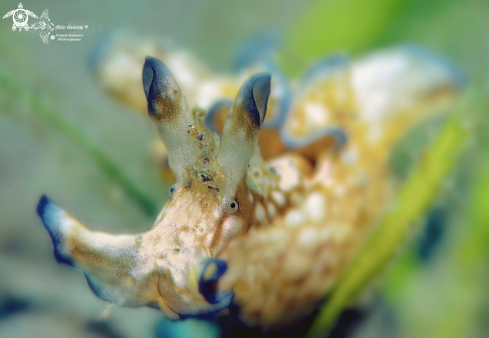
0,71 -> 159,217
305,117 -> 467,338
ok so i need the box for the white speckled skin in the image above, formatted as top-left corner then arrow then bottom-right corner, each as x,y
38,47 -> 463,329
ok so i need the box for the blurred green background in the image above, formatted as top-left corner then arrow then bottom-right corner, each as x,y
0,0 -> 488,337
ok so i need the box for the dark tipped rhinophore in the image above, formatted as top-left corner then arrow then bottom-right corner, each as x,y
143,56 -> 172,99
216,72 -> 272,196
143,56 -> 182,117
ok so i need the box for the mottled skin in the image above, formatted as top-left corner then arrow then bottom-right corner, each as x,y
37,47 -> 462,329
219,48 -> 462,327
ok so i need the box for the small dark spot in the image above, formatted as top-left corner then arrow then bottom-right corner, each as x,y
196,132 -> 206,141
199,169 -> 214,182
188,124 -> 194,128
187,129 -> 191,133
173,248 -> 180,253
174,89 -> 179,94
207,185 -> 219,192
203,157 -> 210,164
230,202 -> 236,208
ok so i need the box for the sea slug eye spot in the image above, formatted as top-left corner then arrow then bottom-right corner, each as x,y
225,200 -> 239,214
169,184 -> 177,198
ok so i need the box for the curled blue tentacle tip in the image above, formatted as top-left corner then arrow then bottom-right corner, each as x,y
36,195 -> 74,266
198,259 -> 230,305
204,99 -> 233,134
37,194 -> 60,234
199,259 -> 228,283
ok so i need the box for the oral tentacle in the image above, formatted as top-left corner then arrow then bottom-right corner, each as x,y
37,195 -> 159,307
198,258 -> 233,305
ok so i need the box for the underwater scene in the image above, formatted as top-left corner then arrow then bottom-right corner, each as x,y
0,0 -> 488,337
